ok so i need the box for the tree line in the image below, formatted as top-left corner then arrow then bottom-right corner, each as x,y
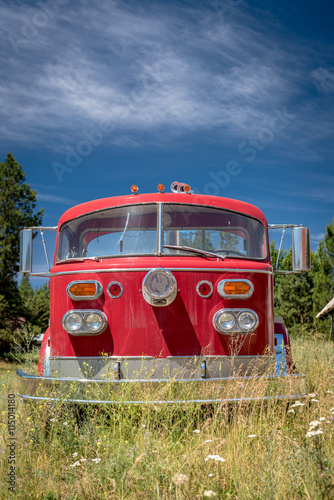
0,153 -> 333,354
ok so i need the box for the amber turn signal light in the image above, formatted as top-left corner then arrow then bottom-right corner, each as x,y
224,281 -> 251,295
131,185 -> 139,193
69,282 -> 97,297
217,279 -> 253,299
67,280 -> 103,301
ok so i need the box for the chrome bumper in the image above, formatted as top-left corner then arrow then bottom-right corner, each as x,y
17,369 -> 306,404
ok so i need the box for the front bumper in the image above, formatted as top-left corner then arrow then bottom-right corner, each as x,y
17,369 -> 306,404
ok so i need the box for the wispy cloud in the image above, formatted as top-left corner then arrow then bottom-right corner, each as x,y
312,67 -> 334,93
0,0 -> 310,151
36,192 -> 75,204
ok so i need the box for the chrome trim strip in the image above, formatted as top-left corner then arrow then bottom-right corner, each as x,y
49,355 -> 262,360
268,224 -> 302,229
51,268 -> 273,277
157,203 -> 163,255
18,393 -> 308,404
16,369 -> 306,404
24,226 -> 58,231
17,368 -> 305,384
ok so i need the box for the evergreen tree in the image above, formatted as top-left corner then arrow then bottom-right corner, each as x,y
0,153 -> 43,353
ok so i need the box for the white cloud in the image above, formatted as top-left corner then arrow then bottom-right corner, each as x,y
36,192 -> 75,204
312,67 -> 334,93
0,0 -> 333,166
0,0 -> 301,149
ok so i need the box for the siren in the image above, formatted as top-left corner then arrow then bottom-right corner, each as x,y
170,181 -> 179,193
170,181 -> 193,194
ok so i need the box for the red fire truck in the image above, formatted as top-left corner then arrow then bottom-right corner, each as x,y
17,182 -> 310,403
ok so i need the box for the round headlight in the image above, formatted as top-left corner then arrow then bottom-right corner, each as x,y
238,311 -> 258,331
64,312 -> 83,333
85,312 -> 104,332
213,311 -> 236,333
142,269 -> 177,307
143,269 -> 176,299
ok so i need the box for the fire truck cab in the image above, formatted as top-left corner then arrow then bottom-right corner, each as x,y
17,182 -> 310,403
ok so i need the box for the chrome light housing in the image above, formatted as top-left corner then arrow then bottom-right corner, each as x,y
142,268 -> 177,307
67,280 -> 103,301
213,309 -> 259,334
63,310 -> 108,336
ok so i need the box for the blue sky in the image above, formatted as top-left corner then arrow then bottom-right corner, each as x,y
1,0 -> 333,278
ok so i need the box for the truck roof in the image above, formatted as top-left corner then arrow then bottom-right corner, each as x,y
58,192 -> 267,227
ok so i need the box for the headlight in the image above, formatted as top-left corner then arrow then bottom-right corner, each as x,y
63,312 -> 83,332
238,311 -> 257,331
85,313 -> 104,332
214,311 -> 236,333
142,268 -> 177,306
62,310 -> 108,336
213,309 -> 259,334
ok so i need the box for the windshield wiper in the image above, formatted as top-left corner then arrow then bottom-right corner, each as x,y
163,245 -> 225,260
57,256 -> 100,263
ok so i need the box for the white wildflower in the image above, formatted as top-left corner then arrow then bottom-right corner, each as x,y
205,455 -> 226,462
308,393 -> 316,398
80,458 -> 87,462
248,434 -> 257,438
309,420 -> 321,428
50,418 -> 57,422
319,417 -> 328,422
208,473 -> 215,477
326,390 -> 332,394
63,422 -> 68,426
205,440 -> 213,443
193,429 -> 200,434
91,457 -> 101,463
306,429 -> 323,438
203,491 -> 217,497
70,461 -> 81,467
72,452 -> 78,458
172,473 -> 189,486
311,399 -> 319,403
287,409 -> 295,414
290,401 -> 305,408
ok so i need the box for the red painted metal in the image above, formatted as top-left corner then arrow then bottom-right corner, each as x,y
45,192 -> 274,365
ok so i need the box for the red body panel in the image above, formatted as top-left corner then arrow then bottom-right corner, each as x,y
48,193 -> 274,361
50,258 -> 274,358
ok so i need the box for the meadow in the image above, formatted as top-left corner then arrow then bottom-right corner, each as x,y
0,335 -> 333,499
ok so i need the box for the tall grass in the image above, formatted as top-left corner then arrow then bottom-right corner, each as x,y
0,335 -> 333,499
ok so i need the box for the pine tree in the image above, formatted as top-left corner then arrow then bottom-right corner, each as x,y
0,153 -> 43,353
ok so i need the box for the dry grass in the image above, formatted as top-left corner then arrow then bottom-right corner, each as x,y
0,335 -> 333,499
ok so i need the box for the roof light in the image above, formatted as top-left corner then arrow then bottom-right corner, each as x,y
184,184 -> 191,193
157,183 -> 165,192
131,185 -> 139,194
217,279 -> 253,299
171,181 -> 179,193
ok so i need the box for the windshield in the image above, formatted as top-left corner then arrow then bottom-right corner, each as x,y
56,203 -> 267,261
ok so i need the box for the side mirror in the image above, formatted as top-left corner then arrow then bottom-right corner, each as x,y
292,227 -> 311,271
20,229 -> 33,273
